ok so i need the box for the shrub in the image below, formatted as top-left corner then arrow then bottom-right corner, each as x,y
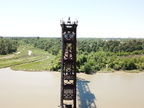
84,62 -> 92,74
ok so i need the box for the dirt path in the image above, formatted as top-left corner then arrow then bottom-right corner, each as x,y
0,54 -> 15,59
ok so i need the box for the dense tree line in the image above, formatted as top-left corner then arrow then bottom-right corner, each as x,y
52,38 -> 144,73
0,37 -> 18,55
13,37 -> 61,55
1,37 -> 144,73
33,38 -> 61,55
76,51 -> 144,74
77,38 -> 144,54
0,37 -> 61,55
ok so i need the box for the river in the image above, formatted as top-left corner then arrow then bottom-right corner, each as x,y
0,68 -> 144,108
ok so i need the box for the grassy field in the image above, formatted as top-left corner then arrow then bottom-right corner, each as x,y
0,45 -> 55,71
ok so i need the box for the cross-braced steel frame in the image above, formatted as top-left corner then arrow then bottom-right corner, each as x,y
60,17 -> 78,108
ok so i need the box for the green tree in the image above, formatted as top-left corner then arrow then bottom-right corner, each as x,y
84,62 -> 92,74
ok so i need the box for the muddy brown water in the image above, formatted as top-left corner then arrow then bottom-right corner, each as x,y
0,68 -> 144,108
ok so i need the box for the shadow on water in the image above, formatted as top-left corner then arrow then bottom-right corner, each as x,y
77,77 -> 97,108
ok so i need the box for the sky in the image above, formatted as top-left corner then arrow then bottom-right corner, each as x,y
0,0 -> 144,38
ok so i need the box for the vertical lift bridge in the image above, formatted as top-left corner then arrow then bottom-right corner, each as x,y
60,18 -> 78,108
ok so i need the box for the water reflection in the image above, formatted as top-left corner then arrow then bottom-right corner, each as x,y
77,78 -> 97,108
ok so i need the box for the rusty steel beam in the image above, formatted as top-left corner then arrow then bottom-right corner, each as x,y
60,17 -> 78,108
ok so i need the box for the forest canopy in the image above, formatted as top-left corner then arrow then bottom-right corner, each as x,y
0,37 -> 144,73
0,37 -> 18,55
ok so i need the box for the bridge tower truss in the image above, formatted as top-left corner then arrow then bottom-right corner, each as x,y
60,17 -> 78,108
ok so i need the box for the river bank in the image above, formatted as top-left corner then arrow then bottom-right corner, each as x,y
0,68 -> 144,108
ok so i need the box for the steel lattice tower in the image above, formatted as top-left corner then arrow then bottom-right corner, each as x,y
60,17 -> 78,108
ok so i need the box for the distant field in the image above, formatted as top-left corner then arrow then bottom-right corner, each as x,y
0,45 -> 55,71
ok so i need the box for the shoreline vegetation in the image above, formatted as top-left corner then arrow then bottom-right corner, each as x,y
0,67 -> 143,73
0,37 -> 144,73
